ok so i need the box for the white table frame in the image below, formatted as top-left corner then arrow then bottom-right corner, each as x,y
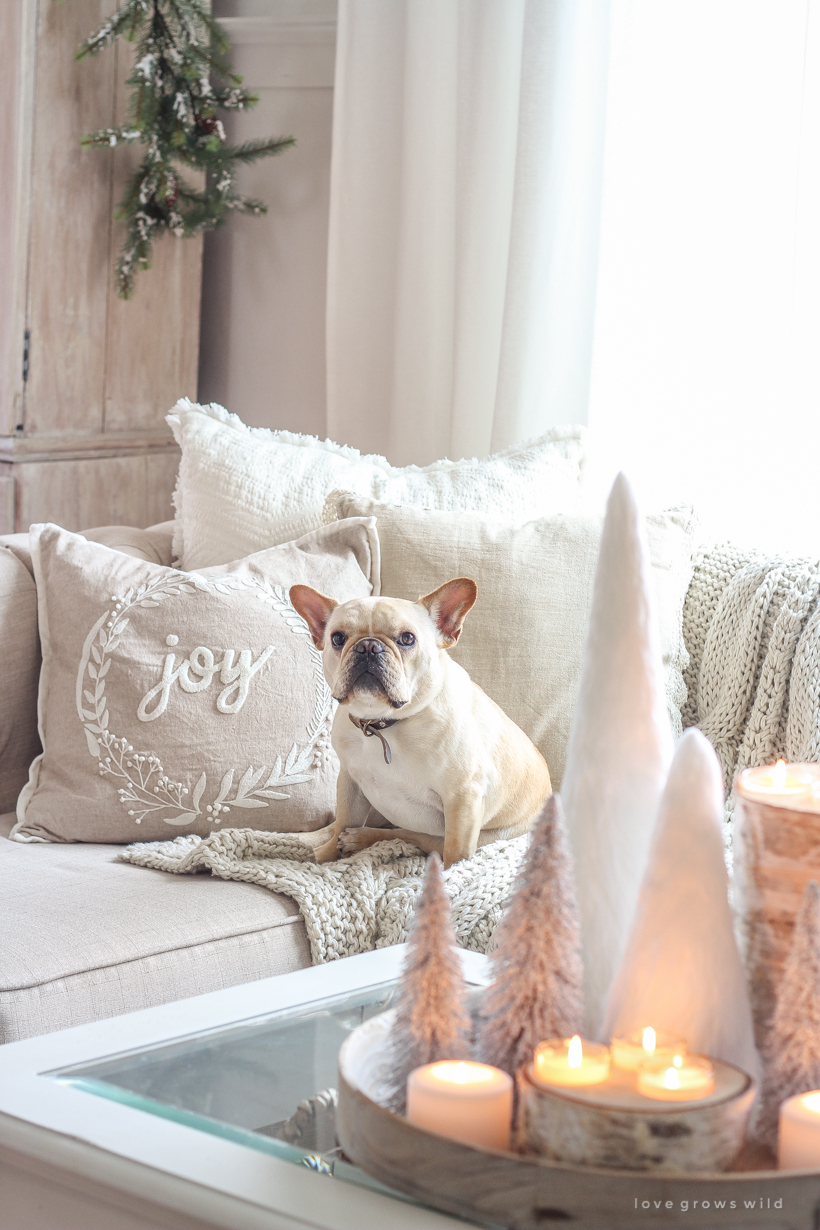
0,946 -> 490,1230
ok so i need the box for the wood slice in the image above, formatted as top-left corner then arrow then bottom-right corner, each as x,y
516,1062 -> 755,1172
337,1014 -> 820,1229
734,793 -> 820,1050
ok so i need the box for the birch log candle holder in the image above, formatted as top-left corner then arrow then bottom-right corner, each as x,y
517,1056 -> 755,1172
336,1015 -> 820,1227
734,761 -> 820,1049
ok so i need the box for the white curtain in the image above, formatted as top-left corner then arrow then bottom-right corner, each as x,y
325,0 -> 611,467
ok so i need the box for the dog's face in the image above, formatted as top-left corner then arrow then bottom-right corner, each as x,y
289,579 -> 477,720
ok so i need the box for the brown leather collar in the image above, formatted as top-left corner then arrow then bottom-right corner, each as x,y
349,714 -> 400,764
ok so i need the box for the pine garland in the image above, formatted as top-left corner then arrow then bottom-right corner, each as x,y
77,0 -> 295,297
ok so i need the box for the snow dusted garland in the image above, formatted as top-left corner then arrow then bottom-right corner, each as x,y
76,0 -> 294,297
76,571 -> 332,828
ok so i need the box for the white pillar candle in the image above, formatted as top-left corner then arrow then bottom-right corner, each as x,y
778,1091 -> 820,1169
610,1026 -> 687,1071
737,761 -> 820,813
406,1061 -> 513,1150
637,1054 -> 715,1101
531,1035 -> 611,1088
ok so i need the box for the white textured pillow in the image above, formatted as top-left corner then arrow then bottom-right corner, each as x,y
324,494 -> 696,789
167,400 -> 585,570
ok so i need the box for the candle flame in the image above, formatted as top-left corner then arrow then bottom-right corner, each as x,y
429,1061 -> 496,1086
803,1092 -> 820,1112
567,1035 -> 583,1068
673,1053 -> 683,1068
642,1027 -> 656,1053
663,1067 -> 681,1090
773,759 -> 787,790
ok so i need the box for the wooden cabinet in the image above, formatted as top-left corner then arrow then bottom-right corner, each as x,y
0,0 -> 202,533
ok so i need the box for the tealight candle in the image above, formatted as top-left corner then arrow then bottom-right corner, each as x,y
531,1035 -> 610,1088
778,1090 -> 820,1169
637,1054 -> 715,1102
610,1026 -> 688,1071
406,1061 -> 513,1150
736,760 -> 820,813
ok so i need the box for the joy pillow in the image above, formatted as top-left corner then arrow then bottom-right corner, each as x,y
12,519 -> 379,843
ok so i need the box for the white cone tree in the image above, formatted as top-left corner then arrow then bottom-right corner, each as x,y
755,880 -> 820,1147
478,794 -> 583,1075
386,853 -> 473,1112
604,729 -> 760,1081
560,472 -> 674,1037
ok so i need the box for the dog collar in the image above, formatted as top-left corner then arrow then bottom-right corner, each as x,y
349,714 -> 400,765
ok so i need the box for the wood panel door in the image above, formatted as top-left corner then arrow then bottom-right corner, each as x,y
0,0 -> 202,532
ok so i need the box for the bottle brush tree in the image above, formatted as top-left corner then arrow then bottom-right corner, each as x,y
386,853 -> 473,1112
478,794 -> 583,1075
756,879 -> 820,1148
77,0 -> 295,297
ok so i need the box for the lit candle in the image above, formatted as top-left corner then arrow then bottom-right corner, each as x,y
406,1061 -> 513,1150
736,760 -> 820,813
637,1054 -> 715,1101
610,1026 -> 688,1071
778,1091 -> 820,1169
531,1035 -> 611,1088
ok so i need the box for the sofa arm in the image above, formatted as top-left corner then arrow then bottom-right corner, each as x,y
0,545 -> 41,815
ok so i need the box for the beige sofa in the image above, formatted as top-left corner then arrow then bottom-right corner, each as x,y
0,524 -> 311,1046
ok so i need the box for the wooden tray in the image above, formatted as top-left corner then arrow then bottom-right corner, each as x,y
337,1014 -> 820,1229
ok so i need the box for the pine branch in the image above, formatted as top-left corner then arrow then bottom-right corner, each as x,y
76,0 -> 295,298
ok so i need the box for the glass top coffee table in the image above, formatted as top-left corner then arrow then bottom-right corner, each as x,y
0,946 -> 490,1230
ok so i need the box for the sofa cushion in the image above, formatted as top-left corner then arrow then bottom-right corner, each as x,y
13,518 -> 379,843
0,546 -> 42,815
325,494 -> 695,788
0,816 -> 310,1043
167,399 -> 586,569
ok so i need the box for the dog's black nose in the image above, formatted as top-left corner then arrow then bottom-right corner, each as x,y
355,638 -> 384,657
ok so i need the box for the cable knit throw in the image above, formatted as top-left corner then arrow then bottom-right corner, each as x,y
682,544 -> 820,848
120,829 -> 526,964
120,543 -> 820,963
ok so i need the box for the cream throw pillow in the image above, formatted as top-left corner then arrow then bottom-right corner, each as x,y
167,399 -> 585,570
12,519 -> 379,843
324,494 -> 696,789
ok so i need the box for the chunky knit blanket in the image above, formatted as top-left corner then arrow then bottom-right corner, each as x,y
120,828 -> 526,964
682,544 -> 820,843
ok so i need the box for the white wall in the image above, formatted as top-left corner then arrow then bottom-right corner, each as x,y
198,0 -> 336,437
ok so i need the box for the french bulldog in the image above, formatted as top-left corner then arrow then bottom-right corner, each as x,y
289,578 -> 552,868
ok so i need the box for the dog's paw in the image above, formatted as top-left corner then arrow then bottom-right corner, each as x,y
338,827 -> 377,855
313,836 -> 341,863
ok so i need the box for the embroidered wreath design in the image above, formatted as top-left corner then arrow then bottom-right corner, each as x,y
76,572 -> 332,827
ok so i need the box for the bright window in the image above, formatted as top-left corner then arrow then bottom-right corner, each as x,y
587,0 -> 820,555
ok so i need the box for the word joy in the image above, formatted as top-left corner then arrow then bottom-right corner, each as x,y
634,1196 -> 784,1212
137,635 -> 274,721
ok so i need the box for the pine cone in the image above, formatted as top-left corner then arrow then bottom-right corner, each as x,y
196,116 -> 219,136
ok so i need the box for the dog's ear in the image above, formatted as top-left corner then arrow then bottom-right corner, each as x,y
418,578 -> 477,648
289,585 -> 338,649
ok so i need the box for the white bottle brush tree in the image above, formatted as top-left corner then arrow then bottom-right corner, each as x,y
77,0 -> 294,297
386,853 -> 473,1113
478,794 -> 584,1075
755,879 -> 820,1148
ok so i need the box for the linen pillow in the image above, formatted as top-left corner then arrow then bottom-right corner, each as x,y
167,399 -> 585,570
12,519 -> 379,843
323,494 -> 696,789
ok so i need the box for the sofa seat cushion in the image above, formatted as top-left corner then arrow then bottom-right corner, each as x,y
0,816 -> 310,1043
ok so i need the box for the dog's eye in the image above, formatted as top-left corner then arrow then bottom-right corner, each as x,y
330,631 -> 347,649
398,631 -> 416,647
